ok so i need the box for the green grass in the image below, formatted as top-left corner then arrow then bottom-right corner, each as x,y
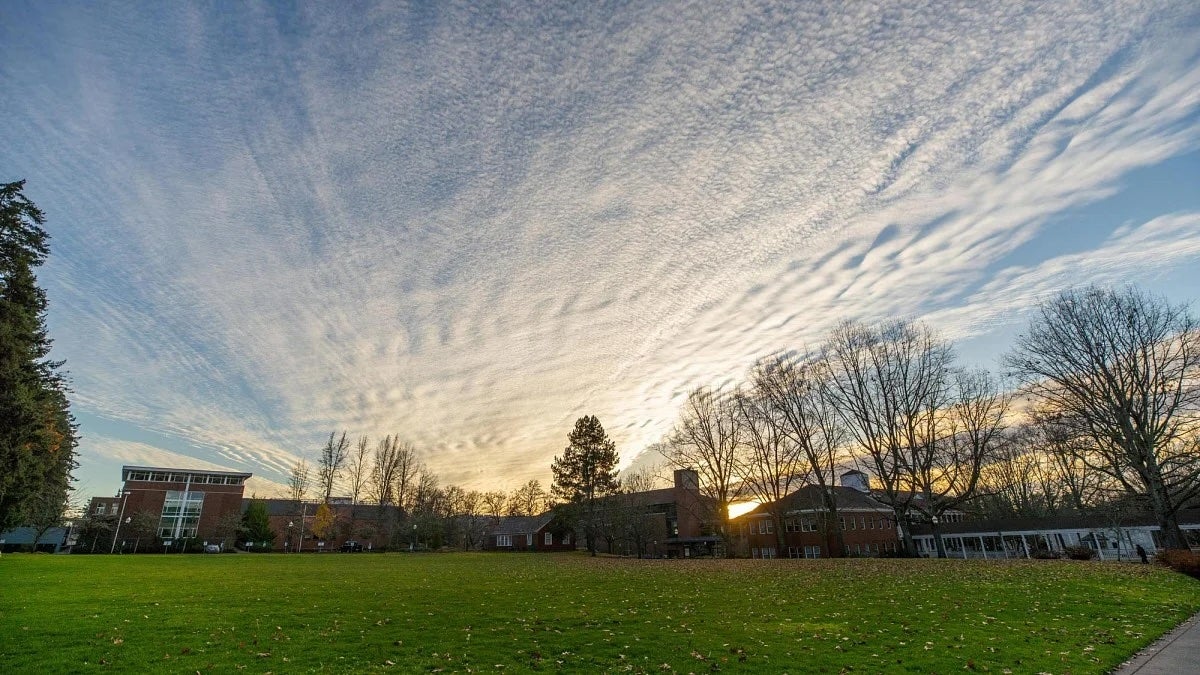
2,553 -> 1198,673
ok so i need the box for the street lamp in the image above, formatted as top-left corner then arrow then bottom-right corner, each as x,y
287,521 -> 294,553
410,523 -> 417,552
109,491 -> 130,554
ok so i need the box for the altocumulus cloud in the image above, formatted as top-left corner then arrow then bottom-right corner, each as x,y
1,1 -> 1198,494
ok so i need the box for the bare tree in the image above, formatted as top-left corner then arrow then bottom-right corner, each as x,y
752,353 -> 849,556
507,479 -> 549,516
732,387 -> 807,552
1036,413 -> 1113,511
316,431 -> 350,503
660,386 -> 742,556
287,459 -> 311,504
907,369 -> 1010,557
394,441 -> 422,514
482,490 -> 508,524
24,489 -> 70,552
455,489 -> 488,550
346,435 -> 371,506
822,319 -> 955,555
1006,285 -> 1200,550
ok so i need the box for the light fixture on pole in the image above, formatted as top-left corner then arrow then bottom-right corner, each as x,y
109,491 -> 130,554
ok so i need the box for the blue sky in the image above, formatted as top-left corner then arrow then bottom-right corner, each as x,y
2,1 -> 1199,500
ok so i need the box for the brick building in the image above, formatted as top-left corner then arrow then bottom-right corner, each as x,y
733,472 -> 901,559
590,468 -> 720,558
253,498 -> 407,552
483,513 -> 575,551
92,466 -> 252,552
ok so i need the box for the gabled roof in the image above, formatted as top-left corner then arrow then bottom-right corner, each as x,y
487,513 -> 556,535
736,485 -> 893,519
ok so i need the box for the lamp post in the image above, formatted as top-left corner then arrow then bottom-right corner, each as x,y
109,491 -> 130,554
410,523 -> 417,552
287,521 -> 294,553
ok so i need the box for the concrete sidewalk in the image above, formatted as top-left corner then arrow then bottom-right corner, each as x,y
1112,611 -> 1200,674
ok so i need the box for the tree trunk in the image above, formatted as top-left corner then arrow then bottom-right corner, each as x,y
896,509 -> 917,556
932,521 -> 947,558
824,491 -> 845,557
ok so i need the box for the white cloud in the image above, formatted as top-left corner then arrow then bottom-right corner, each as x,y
2,1 -> 1198,492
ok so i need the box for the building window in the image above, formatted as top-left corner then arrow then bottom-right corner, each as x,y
95,504 -> 105,514
544,532 -> 553,545
788,546 -> 802,558
802,518 -> 815,532
804,545 -> 821,559
157,490 -> 204,538
868,517 -> 874,529
860,516 -> 866,530
765,520 -> 774,534
849,517 -> 856,530
762,547 -> 776,559
497,535 -> 512,547
840,517 -> 846,531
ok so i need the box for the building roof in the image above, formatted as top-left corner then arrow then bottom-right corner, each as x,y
737,484 -> 893,519
487,513 -> 557,535
0,526 -> 71,545
122,465 -> 252,480
909,509 -> 1200,536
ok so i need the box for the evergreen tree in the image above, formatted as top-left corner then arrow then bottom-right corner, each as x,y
0,180 -> 77,531
551,415 -> 620,555
241,500 -> 276,548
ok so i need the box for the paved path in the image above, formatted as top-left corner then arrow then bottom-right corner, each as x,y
1112,610 -> 1200,674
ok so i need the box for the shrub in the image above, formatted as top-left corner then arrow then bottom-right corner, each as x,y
1031,549 -> 1060,560
1155,550 -> 1200,579
1063,545 -> 1098,560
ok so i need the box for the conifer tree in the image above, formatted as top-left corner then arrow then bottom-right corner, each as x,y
551,415 -> 619,555
241,500 -> 276,548
0,180 -> 77,530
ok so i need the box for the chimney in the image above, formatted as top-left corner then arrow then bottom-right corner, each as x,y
674,468 -> 699,491
840,470 -> 870,493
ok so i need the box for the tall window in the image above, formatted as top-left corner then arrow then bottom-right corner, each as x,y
497,534 -> 512,547
544,532 -> 553,545
158,491 -> 204,538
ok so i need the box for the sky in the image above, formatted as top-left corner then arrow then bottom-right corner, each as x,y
2,1 -> 1199,501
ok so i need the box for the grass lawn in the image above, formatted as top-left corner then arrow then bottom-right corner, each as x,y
2,553 -> 1198,673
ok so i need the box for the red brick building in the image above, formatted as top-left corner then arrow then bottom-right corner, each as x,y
733,473 -> 901,559
483,513 -> 575,551
255,498 -> 407,552
94,465 -> 252,551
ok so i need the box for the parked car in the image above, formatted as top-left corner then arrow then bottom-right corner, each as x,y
204,544 -> 221,554
341,540 -> 364,552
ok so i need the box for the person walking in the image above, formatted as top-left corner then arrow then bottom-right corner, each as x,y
1136,544 -> 1149,564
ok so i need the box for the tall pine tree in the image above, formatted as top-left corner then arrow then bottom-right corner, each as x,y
0,180 -> 78,530
551,415 -> 619,555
